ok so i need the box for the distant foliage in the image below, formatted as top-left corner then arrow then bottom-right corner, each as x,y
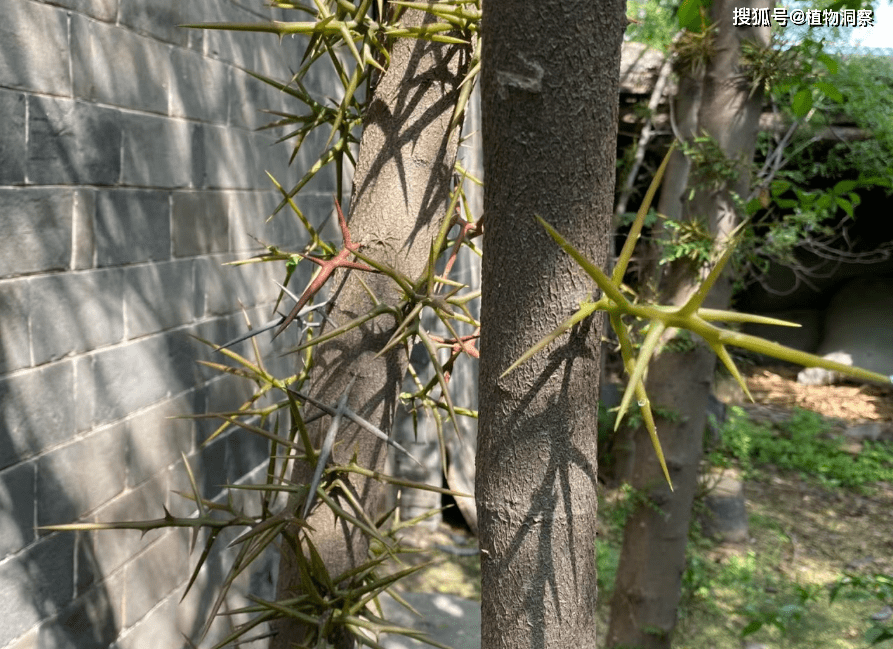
625,0 -> 679,51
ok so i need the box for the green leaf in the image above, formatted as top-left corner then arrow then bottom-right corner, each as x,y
791,88 -> 813,118
817,52 -> 839,75
770,179 -> 792,196
742,619 -> 764,637
744,197 -> 762,216
774,198 -> 798,209
835,196 -> 854,217
678,0 -> 707,31
815,80 -> 843,103
833,179 -> 858,194
866,625 -> 893,645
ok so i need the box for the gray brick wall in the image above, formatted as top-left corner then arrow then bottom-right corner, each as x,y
0,1 -> 336,646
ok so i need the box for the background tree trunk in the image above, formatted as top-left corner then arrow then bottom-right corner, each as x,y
606,3 -> 770,648
272,10 -> 469,648
477,2 -> 626,648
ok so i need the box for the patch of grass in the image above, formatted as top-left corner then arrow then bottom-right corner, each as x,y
672,518 -> 888,649
711,406 -> 893,490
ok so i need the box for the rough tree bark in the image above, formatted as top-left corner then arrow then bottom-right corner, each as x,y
606,3 -> 770,648
477,2 -> 626,648
272,10 -> 470,648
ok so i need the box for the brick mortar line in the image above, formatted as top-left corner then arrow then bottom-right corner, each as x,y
0,294 -> 282,378
4,84 -> 296,133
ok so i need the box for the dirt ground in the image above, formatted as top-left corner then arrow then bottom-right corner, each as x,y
735,364 -> 893,424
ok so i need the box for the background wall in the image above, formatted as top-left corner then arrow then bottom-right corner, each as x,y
0,1 -> 338,647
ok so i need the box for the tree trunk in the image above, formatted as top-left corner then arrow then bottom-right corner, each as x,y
477,3 -> 626,648
606,3 -> 770,648
272,10 -> 469,648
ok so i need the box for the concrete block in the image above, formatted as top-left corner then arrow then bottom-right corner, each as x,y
76,332 -> 201,429
38,580 -> 121,649
194,373 -> 260,443
197,436 -> 227,499
0,461 -> 36,560
261,137 -> 299,193
0,278 -> 32,373
72,190 -> 97,271
225,428 -> 270,485
49,0 -> 117,22
123,259 -> 196,339
95,190 -> 171,268
170,47 -> 230,123
179,0 -> 229,52
187,26 -> 204,52
0,1 -> 70,94
0,90 -> 26,183
195,253 -> 281,317
273,123 -> 337,192
171,191 -> 230,257
200,300 -> 304,370
80,476 -> 170,580
119,0 -> 191,46
227,189 -> 322,255
188,303 -> 304,378
124,392 -> 196,488
263,337 -> 303,379
267,191 -> 334,251
165,456 -> 205,518
229,0 -> 279,19
203,3 -> 268,71
190,125 -> 208,189
0,361 -> 76,471
29,269 -> 125,365
116,596 -> 183,649
222,461 -> 275,519
27,97 -> 122,186
36,425 -> 127,529
228,190 -> 275,253
0,533 -> 75,643
194,124 -> 262,189
0,188 -> 72,279
189,314 -> 240,368
74,356 -> 97,435
120,114 -> 194,188
815,276 -> 893,379
174,553 -> 259,649
227,68 -> 293,130
122,530 -> 189,627
71,15 -> 171,114
253,36 -> 300,81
